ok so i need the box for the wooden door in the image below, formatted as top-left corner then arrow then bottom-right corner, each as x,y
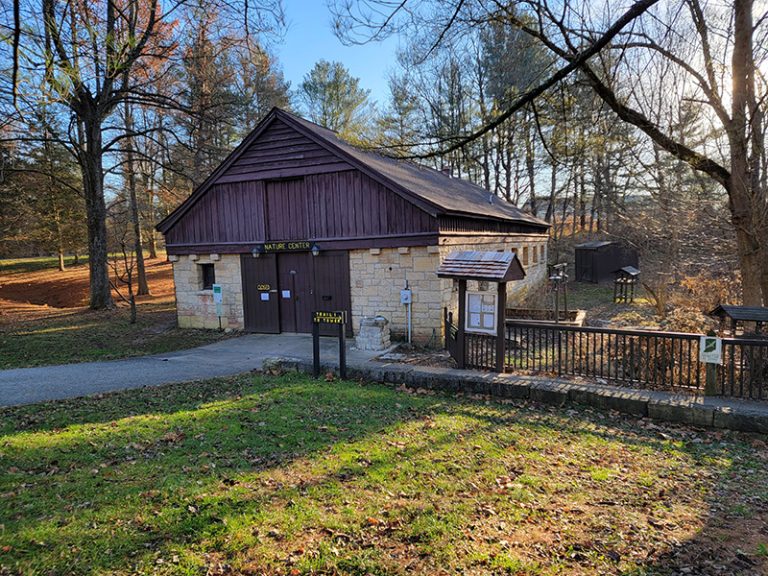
312,251 -> 353,337
277,252 -> 314,333
241,254 -> 280,333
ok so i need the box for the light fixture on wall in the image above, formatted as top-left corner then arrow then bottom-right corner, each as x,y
251,245 -> 265,259
310,242 -> 320,257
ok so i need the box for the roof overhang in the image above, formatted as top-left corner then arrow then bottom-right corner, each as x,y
437,250 -> 526,283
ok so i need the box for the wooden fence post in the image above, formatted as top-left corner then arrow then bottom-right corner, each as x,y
704,363 -> 719,396
457,279 -> 467,369
496,282 -> 506,372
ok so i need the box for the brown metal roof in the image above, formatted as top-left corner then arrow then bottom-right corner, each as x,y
158,108 -> 549,235
437,251 -> 526,282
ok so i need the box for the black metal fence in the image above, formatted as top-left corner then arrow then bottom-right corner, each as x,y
506,322 -> 703,390
721,337 -> 768,399
444,312 -> 768,400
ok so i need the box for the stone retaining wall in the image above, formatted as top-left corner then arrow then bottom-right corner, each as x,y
270,358 -> 768,434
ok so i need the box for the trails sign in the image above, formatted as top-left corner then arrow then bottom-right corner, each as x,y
312,310 -> 347,379
699,336 -> 722,364
313,311 -> 346,324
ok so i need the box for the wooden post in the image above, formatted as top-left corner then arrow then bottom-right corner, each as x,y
457,279 -> 467,369
496,282 -> 506,372
704,363 -> 719,396
312,320 -> 321,378
338,319 -> 347,380
443,307 -> 449,350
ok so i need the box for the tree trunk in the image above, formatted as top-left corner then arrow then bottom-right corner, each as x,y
124,103 -> 150,295
525,120 -> 537,216
82,120 -> 114,310
144,173 -> 158,259
730,0 -> 764,305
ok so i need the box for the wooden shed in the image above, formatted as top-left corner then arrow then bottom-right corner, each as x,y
574,241 -> 639,283
157,108 -> 550,341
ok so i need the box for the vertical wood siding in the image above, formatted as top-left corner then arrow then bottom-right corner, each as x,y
219,119 -> 352,182
166,172 -> 436,247
165,181 -> 266,246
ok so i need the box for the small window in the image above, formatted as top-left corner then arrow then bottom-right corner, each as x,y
533,245 -> 539,264
522,246 -> 529,266
540,245 -> 546,264
200,263 -> 215,290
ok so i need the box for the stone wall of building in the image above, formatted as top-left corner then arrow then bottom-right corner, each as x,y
348,245 -> 444,344
169,234 -> 548,338
349,234 -> 549,344
171,254 -> 244,330
437,234 -> 549,317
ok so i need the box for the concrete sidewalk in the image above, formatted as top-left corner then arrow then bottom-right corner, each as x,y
2,333 -> 768,434
0,333 -> 381,407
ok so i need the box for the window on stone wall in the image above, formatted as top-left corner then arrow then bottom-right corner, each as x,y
522,246 -> 529,266
533,245 -> 539,264
540,245 -> 546,264
199,263 -> 215,290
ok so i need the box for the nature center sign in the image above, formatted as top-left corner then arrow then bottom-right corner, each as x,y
259,241 -> 313,252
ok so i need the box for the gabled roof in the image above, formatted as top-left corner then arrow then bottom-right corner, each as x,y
575,240 -> 614,250
157,107 -> 549,234
437,251 -> 526,283
709,304 -> 768,323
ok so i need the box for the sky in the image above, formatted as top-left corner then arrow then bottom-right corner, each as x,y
276,1 -> 401,107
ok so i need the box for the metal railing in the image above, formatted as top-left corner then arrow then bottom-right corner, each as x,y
506,322 -> 703,391
444,311 -> 768,399
721,337 -> 768,399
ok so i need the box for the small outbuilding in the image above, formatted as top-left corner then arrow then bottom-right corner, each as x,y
574,240 -> 639,283
709,304 -> 768,336
157,108 -> 550,342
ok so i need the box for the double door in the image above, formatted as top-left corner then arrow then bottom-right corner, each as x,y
241,251 -> 351,335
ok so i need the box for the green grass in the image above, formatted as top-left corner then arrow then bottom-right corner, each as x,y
0,255 -> 90,275
1,373 -> 766,575
0,302 -> 230,369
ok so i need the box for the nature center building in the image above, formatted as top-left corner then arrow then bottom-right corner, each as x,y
157,108 -> 549,342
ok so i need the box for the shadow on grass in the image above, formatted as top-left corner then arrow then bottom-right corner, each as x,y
0,303 -> 229,369
1,374 -> 766,575
0,256 -> 89,275
0,373 -> 442,573
451,402 -> 768,575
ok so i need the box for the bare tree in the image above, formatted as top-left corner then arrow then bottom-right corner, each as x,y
2,0 -> 285,308
332,0 -> 768,305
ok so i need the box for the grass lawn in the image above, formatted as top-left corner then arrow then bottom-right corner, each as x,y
0,255 -> 91,275
1,374 -> 766,575
565,282 -> 658,327
0,302 -> 231,369
0,253 -> 230,369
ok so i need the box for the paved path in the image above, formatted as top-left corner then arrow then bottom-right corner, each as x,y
3,334 -> 768,434
0,334 -> 382,407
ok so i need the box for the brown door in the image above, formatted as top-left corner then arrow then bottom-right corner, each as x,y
277,252 -> 314,333
312,250 -> 353,337
241,254 -> 280,333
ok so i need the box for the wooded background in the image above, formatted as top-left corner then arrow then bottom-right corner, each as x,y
0,0 -> 763,310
